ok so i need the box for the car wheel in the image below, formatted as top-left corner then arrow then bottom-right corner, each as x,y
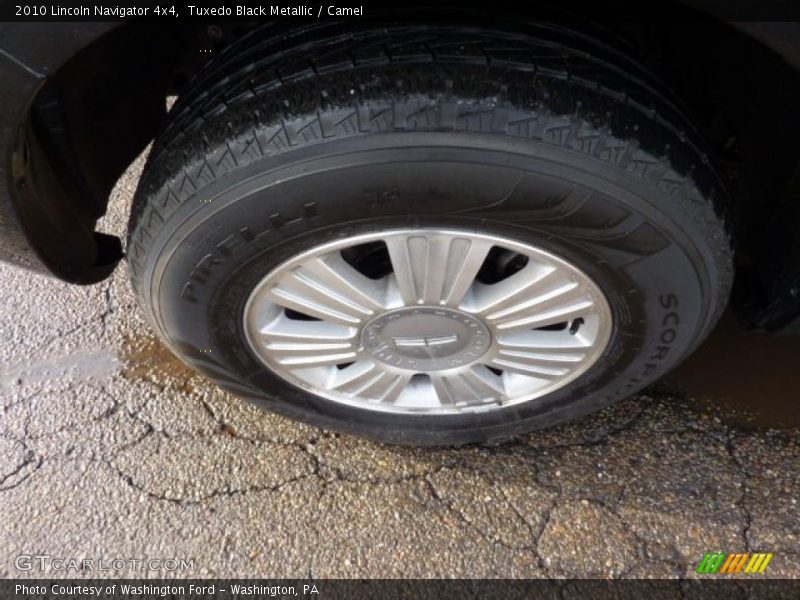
127,22 -> 733,445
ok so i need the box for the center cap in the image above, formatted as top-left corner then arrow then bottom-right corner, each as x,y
362,307 -> 491,371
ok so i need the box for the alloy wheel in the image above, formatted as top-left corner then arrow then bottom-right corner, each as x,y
243,230 -> 613,415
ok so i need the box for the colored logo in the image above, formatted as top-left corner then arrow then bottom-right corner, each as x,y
696,552 -> 773,574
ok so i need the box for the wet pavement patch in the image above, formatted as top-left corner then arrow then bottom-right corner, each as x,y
665,312 -> 800,430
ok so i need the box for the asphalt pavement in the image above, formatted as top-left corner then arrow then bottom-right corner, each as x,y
1,152 -> 798,579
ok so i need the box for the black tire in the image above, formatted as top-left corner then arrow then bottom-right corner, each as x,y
127,21 -> 733,445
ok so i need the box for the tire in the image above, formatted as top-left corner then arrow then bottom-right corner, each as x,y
127,21 -> 733,445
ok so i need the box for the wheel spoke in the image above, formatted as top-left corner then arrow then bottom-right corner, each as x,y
466,262 -> 596,331
497,349 -> 584,364
267,344 -> 357,368
494,299 -> 594,331
385,233 -> 493,306
430,373 -> 459,406
269,345 -> 358,367
460,366 -> 507,401
258,313 -> 357,341
488,327 -> 595,378
328,361 -> 412,403
264,265 -> 376,325
497,329 -> 590,362
303,254 -> 387,310
385,234 -> 426,304
328,360 -> 380,394
486,281 -> 580,320
440,237 -> 494,306
357,371 -> 411,402
464,261 -> 557,315
375,373 -> 413,404
430,367 -> 505,407
488,354 -> 568,378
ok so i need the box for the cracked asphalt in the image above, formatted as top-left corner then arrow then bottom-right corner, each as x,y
1,152 -> 799,579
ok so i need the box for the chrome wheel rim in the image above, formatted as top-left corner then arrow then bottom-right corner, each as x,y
243,229 -> 613,415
